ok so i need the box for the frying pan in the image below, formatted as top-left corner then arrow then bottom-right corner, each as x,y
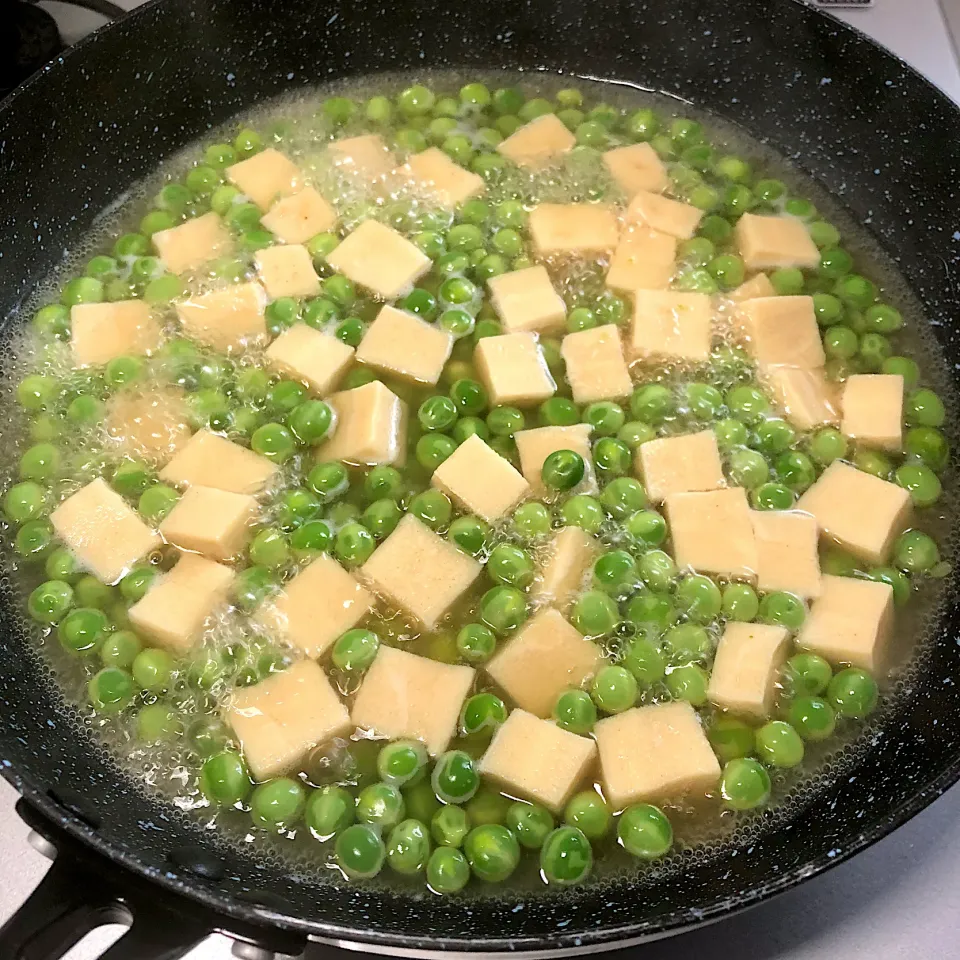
1,0 -> 960,956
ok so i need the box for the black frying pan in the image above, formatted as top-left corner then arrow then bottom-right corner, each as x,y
1,1 -> 960,957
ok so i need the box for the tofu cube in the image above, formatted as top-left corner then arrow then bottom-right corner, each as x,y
595,701 -> 721,809
561,325 -> 633,404
626,190 -> 703,239
796,461 -> 912,565
485,609 -> 601,718
175,282 -> 268,353
533,526 -> 600,610
51,477 -> 161,584
841,374 -> 904,452
638,430 -> 724,503
514,424 -> 596,495
255,244 -> 321,299
707,622 -> 792,718
487,265 -> 566,335
739,296 -> 825,368
328,133 -> 398,182
227,147 -> 301,210
760,365 -> 839,431
158,485 -> 257,561
225,659 -> 351,781
752,510 -> 822,599
265,323 -> 354,397
474,332 -> 557,407
356,305 -> 453,385
351,645 -> 475,755
260,186 -> 337,244
401,147 -> 485,207
630,290 -> 712,362
666,488 -> 757,580
361,514 -> 482,629
151,212 -> 233,275
602,142 -> 669,198
478,709 -> 597,813
728,272 -> 775,302
528,204 -> 620,257
320,380 -> 408,466
160,429 -> 278,494
606,226 -> 677,293
496,114 -> 576,169
735,213 -> 821,271
71,300 -> 163,367
431,433 -> 530,521
325,219 -> 430,300
105,386 -> 192,465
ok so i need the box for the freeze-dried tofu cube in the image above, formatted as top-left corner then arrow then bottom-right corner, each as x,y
638,430 -> 724,503
320,380 -> 408,466
328,134 -> 398,181
760,365 -> 839,431
401,147 -> 485,207
356,305 -> 453,385
752,510 -> 822,599
265,323 -> 354,397
479,709 -> 597,813
739,296 -> 824,368
514,424 -> 596,495
666,488 -> 757,580
71,300 -> 163,367
159,485 -> 257,561
226,659 -> 351,781
603,142 -> 669,198
361,514 -> 482,630
595,702 -> 721,809
797,574 -> 894,672
105,386 -> 191,465
474,332 -> 557,407
707,622 -> 791,718
496,113 -> 576,169
626,190 -> 702,239
728,272 -> 776,302
351,645 -> 475,755
485,609 -> 601,718
51,477 -> 161,584
175,282 -> 268,353
152,212 -> 233,275
841,374 -> 904,452
561,325 -> 633,404
260,186 -> 337,244
796,461 -> 911,565
255,244 -> 321,299
160,429 -> 278,494
528,203 -> 620,256
736,213 -> 820,271
227,147 -> 301,210
487,265 -> 566,335
606,226 -> 677,293
630,290 -> 712,362
533,526 -> 600,610
325,219 -> 430,300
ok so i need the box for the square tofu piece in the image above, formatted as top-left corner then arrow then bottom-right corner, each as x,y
71,301 -> 162,367
638,430 -> 724,503
736,213 -> 820,271
595,702 -> 721,809
707,622 -> 791,718
474,332 -> 557,407
255,244 -> 321,298
626,190 -> 702,239
496,113 -> 576,169
361,514 -> 482,629
351,645 -> 475,755
561,325 -> 633,404
666,488 -> 757,580
729,272 -> 776,302
402,147 -> 485,207
528,203 -> 620,257
739,296 -> 825,369
175,282 -> 267,353
796,461 -> 912,565
160,429 -> 278,494
515,424 -> 596,495
227,147 -> 301,210
158,485 -> 257,561
606,227 -> 677,293
487,266 -> 566,335
320,381 -> 408,466
431,434 -> 530,522
260,186 -> 337,244
798,574 -> 894,671
760,365 -> 838,431
265,323 -> 354,397
485,609 -> 601,718
258,554 -> 375,660
752,510 -> 822,599
106,387 -> 192,465
152,212 -> 233,275
225,659 -> 351,781
328,133 -> 398,182
533,526 -> 600,610
841,374 -> 904,451
630,291 -> 712,362
603,142 -> 668,198
325,219 -> 430,300
51,477 -> 161,584
356,305 -> 453,385
128,552 -> 234,652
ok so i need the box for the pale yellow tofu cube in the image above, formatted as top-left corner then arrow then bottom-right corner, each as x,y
328,133 -> 398,182
227,147 -> 301,210
707,622 -> 791,718
401,147 -> 485,207
496,113 -> 576,169
760,365 -> 839,431
595,701 -> 721,809
728,272 -> 775,302
528,203 -> 620,257
630,290 -> 712,362
602,142 -> 669,198
255,244 -> 321,299
485,609 -> 601,718
474,332 -> 557,407
158,485 -> 257,561
514,423 -> 596,495
533,526 -> 600,610
478,709 -> 597,813
735,213 -> 821,271
752,510 -> 822,599
841,374 -> 904,452
487,265 -> 566,335
160,428 -> 278,494
225,659 -> 351,781
175,282 -> 268,353
320,381 -> 408,467
431,434 -> 530,522
265,323 -> 354,397
351,645 -> 475,755
325,219 -> 430,300
71,300 -> 163,367
561,323 -> 633,404
151,212 -> 233,275
361,514 -> 482,629
626,190 -> 703,239
51,477 -> 161,584
798,574 -> 894,672
666,488 -> 757,580
105,386 -> 192,465
796,461 -> 912,565
356,305 -> 453,385
739,296 -> 824,369
606,227 -> 677,293
638,430 -> 724,503
260,186 -> 337,244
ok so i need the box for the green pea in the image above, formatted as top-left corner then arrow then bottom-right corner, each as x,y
714,417 -> 748,450
755,720 -> 805,768
553,688 -> 598,735
571,589 -> 619,637
448,378 -> 487,416
356,782 -> 405,830
306,785 -> 355,839
136,703 -> 180,742
787,696 -> 837,742
377,740 -> 428,789
759,591 -> 805,630
432,805 -> 471,849
99,629 -> 141,669
561,495 -> 604,533
332,629 -> 380,673
868,566 -> 911,606
828,667 -> 879,719
727,448 -> 770,489
623,510 -> 666,548
511,501 -> 551,539
28,580 -> 74,624
250,777 -> 306,830
479,585 -> 526,634
132,648 -> 174,692
432,750 -> 479,804
539,397 -> 580,426
783,652 -> 832,698
539,826 -> 593,887
248,527 -> 289,569
675,575 -> 722,622
5,481 -> 48,524
361,498 -> 401,541
882,355 -> 920,387
593,550 -> 638,600
665,663 -> 709,706
894,529 -> 940,573
895,462 -> 942,507
726,385 -> 769,424
776,451 -> 816,493
823,325 -> 858,359
707,254 -> 746,289
448,515 -> 490,557
854,448 -> 893,480
638,549 -> 677,592
460,692 -> 507,735
58,607 -> 108,654
416,433 -> 457,470
308,461 -> 349,502
336,823 -> 386,879
333,521 -> 375,567
464,824 -> 520,883
15,518 -> 54,559
591,665 -> 638,713
904,427 -> 949,471
617,803 -> 673,859
708,716 -> 756,762
622,636 -> 665,686
564,790 -> 610,840
721,583 -> 759,621
631,383 -> 676,424
663,623 -> 711,663
426,846 -> 470,894
807,427 -> 848,466
905,389 -> 946,428
88,666 -> 135,713
502,802 -> 554,852
720,757 -> 771,810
